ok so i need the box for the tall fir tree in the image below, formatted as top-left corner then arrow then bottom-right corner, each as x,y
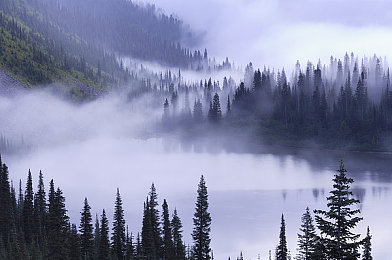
98,209 -> 110,260
112,188 -> 126,260
162,199 -> 175,259
362,227 -> 372,260
192,175 -> 211,260
172,208 -> 186,260
69,223 -> 81,260
141,198 -> 152,258
125,226 -> 134,260
276,214 -> 288,260
297,207 -> 317,260
149,183 -> 162,259
22,170 -> 34,244
314,160 -> 363,260
94,214 -> 101,260
33,170 -> 46,249
0,159 -> 12,245
80,197 -> 94,259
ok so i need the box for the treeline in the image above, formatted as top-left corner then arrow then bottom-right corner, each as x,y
0,155 -> 373,260
0,155 -> 211,260
159,54 -> 392,151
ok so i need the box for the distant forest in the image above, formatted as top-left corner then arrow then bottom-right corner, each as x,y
158,54 -> 392,152
0,156 -> 372,260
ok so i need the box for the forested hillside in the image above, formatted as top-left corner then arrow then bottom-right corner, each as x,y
0,0 -> 203,97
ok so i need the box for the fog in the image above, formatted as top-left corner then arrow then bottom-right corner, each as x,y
1,89 -> 392,259
142,0 -> 392,70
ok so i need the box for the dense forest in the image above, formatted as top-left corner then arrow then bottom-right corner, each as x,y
0,0 -> 210,100
159,54 -> 392,152
0,156 -> 373,260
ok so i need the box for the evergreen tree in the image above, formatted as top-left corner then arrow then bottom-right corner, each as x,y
193,99 -> 203,122
0,159 -> 12,245
80,197 -> 94,259
125,227 -> 134,260
208,93 -> 222,123
362,227 -> 372,260
226,95 -> 231,116
162,199 -> 175,259
33,170 -> 46,248
297,207 -> 317,260
314,160 -> 363,260
94,214 -> 101,260
22,170 -> 34,244
141,198 -> 152,258
112,188 -> 126,260
98,209 -> 110,260
69,223 -> 81,260
276,214 -> 288,260
172,208 -> 186,260
192,175 -> 211,260
149,183 -> 162,259
47,182 -> 70,259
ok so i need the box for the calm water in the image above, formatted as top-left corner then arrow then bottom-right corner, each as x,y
5,137 -> 392,260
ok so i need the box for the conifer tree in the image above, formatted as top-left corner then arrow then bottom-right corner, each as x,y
33,170 -> 46,247
314,160 -> 363,259
297,207 -> 317,260
362,227 -> 372,260
0,160 -> 12,245
135,233 -> 142,260
69,223 -> 81,260
192,175 -> 211,260
112,188 -> 126,260
22,170 -> 34,244
208,93 -> 222,122
162,199 -> 175,259
125,226 -> 134,260
149,183 -> 162,258
94,214 -> 101,260
80,197 -> 94,259
141,198 -> 152,258
47,183 -> 70,259
98,209 -> 110,260
172,208 -> 186,260
276,214 -> 288,260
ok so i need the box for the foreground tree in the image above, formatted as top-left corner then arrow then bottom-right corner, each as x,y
162,199 -> 175,259
172,209 -> 186,260
80,197 -> 94,259
192,175 -> 211,260
362,227 -> 372,260
112,189 -> 126,260
314,160 -> 363,259
276,214 -> 288,260
98,210 -> 110,260
297,207 -> 317,260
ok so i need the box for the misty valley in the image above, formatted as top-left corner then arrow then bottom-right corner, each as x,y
0,0 -> 391,259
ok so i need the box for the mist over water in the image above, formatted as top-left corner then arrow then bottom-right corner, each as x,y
1,90 -> 392,259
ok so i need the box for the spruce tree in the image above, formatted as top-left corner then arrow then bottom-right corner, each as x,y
192,175 -> 211,260
172,208 -> 186,260
314,160 -> 363,259
276,214 -> 288,260
0,160 -> 12,245
98,209 -> 110,260
162,199 -> 175,259
112,188 -> 126,260
47,183 -> 70,259
149,183 -> 162,259
94,214 -> 100,260
125,226 -> 134,260
33,170 -> 46,248
80,197 -> 94,259
22,170 -> 34,244
297,207 -> 317,260
362,227 -> 372,260
141,198 -> 152,258
69,223 -> 81,260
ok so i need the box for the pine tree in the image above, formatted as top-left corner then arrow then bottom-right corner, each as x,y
47,182 -> 70,259
0,159 -> 12,245
80,197 -> 94,259
33,170 -> 46,248
141,198 -> 152,258
69,223 -> 81,260
94,214 -> 101,260
276,214 -> 288,260
22,170 -> 34,244
162,199 -> 175,259
362,227 -> 372,260
314,160 -> 363,260
125,226 -> 134,260
226,95 -> 231,116
297,207 -> 317,260
208,93 -> 222,123
172,209 -> 185,260
98,209 -> 110,260
193,99 -> 203,122
192,175 -> 211,260
149,183 -> 162,259
112,188 -> 126,260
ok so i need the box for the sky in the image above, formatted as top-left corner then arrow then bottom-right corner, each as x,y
139,0 -> 392,70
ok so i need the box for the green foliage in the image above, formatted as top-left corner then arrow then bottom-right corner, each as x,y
192,175 -> 211,260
